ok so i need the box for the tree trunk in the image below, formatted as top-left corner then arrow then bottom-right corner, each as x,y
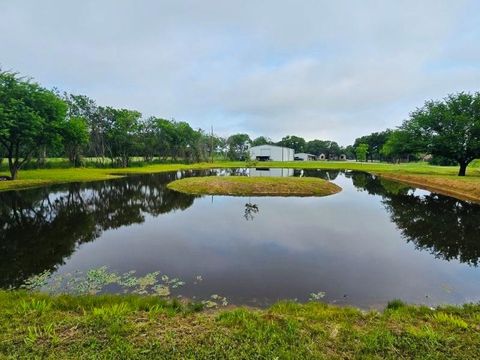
458,161 -> 468,176
37,145 -> 46,166
9,163 -> 18,180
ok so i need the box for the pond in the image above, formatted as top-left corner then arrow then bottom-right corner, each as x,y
1,169 -> 479,308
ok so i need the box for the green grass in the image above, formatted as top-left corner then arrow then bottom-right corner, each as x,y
0,162 -> 245,192
0,290 -> 479,359
167,176 -> 342,197
1,160 -> 479,201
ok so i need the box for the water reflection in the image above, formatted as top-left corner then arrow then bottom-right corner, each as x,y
348,172 -> 480,266
249,168 -> 294,177
244,203 -> 260,221
0,173 -> 198,287
384,190 -> 480,266
0,169 -> 479,307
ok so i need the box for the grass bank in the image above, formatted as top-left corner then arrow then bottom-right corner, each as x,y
0,162 -> 244,192
1,160 -> 479,202
167,176 -> 342,197
0,291 -> 479,359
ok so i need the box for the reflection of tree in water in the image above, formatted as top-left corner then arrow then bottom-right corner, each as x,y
0,172 -> 198,288
384,194 -> 480,266
244,203 -> 259,221
350,172 -> 480,266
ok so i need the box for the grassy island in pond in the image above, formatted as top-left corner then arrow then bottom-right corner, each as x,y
167,176 -> 342,197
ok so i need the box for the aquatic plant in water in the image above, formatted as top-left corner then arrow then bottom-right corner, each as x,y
309,291 -> 326,301
202,294 -> 229,308
20,268 -> 229,307
21,267 -> 185,296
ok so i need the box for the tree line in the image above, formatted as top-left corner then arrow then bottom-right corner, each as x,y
0,70 -> 351,179
351,92 -> 480,176
1,69 -> 479,178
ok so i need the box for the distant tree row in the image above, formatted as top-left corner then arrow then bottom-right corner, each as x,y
2,69 -> 478,178
0,70 -> 353,179
0,71 -> 224,179
351,92 -> 480,176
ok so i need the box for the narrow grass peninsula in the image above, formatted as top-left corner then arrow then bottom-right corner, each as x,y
167,176 -> 342,197
1,291 -> 479,359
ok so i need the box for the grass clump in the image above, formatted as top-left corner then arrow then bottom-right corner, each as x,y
1,291 -> 479,358
167,176 -> 342,197
386,299 -> 407,310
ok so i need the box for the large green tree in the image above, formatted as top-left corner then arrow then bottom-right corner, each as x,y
380,130 -> 417,163
251,136 -> 272,146
104,108 -> 142,167
62,116 -> 89,167
402,92 -> 480,176
355,143 -> 369,162
63,93 -> 105,158
353,130 -> 391,162
0,71 -> 67,179
278,135 -> 306,153
227,133 -> 251,160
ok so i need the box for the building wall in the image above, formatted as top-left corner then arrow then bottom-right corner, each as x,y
294,153 -> 316,161
249,145 -> 294,161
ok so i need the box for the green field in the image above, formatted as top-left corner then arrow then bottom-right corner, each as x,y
1,159 -> 479,201
1,291 -> 478,359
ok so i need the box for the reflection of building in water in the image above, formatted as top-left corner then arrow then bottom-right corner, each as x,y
249,168 -> 294,177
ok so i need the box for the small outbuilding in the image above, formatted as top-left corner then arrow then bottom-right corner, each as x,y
294,153 -> 316,161
249,145 -> 294,161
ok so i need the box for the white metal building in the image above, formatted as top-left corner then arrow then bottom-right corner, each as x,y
249,145 -> 294,161
294,153 -> 316,161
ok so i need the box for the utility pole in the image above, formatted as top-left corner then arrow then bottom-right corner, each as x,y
211,125 -> 214,163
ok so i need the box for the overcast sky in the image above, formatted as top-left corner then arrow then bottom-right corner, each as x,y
1,1 -> 479,145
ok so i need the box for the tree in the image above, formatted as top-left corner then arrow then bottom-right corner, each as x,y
402,92 -> 480,176
324,140 -> 341,159
353,130 -> 391,162
343,145 -> 356,160
305,139 -> 326,155
105,108 -> 142,167
251,136 -> 272,146
0,71 -> 67,179
63,93 -> 105,158
278,135 -> 306,153
355,143 -> 369,162
380,130 -> 417,163
227,134 -> 251,160
305,139 -> 341,159
62,117 -> 89,167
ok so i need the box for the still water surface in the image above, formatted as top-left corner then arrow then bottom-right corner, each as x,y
1,169 -> 479,308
